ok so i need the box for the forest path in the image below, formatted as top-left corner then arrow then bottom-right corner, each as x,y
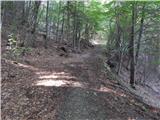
2,45 -> 160,120
57,46 -> 109,120
56,45 -> 160,120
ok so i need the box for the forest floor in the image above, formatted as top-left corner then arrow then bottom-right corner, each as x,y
2,41 -> 160,120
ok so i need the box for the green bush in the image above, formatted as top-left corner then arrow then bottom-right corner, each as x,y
8,33 -> 32,57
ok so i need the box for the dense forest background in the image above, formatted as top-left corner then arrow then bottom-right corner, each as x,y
1,1 -> 160,120
2,0 -> 160,87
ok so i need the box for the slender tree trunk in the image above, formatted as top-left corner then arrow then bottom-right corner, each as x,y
67,1 -> 70,42
143,50 -> 147,84
75,2 -> 79,51
31,1 -> 41,47
56,2 -> 61,42
77,2 -> 80,52
61,4 -> 65,43
129,2 -> 135,87
23,1 -> 33,47
72,1 -> 77,51
1,1 -> 5,24
107,19 -> 114,51
115,7 -> 121,74
117,32 -> 126,75
32,1 -> 41,34
135,3 -> 145,63
21,1 -> 26,25
155,34 -> 160,72
44,1 -> 49,49
84,23 -> 89,41
25,1 -> 31,27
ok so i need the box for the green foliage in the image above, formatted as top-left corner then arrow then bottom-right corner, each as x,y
8,33 -> 32,57
12,47 -> 32,56
8,34 -> 17,47
151,60 -> 160,65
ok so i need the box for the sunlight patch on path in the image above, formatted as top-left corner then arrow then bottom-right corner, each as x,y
38,73 -> 75,79
36,80 -> 68,87
17,63 -> 39,71
34,71 -> 85,87
34,70 -> 127,98
35,79 -> 84,87
94,86 -> 127,97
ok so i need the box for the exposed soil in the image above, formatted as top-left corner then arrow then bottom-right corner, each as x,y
2,44 -> 160,120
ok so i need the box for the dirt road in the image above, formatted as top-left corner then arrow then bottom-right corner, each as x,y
2,46 -> 160,120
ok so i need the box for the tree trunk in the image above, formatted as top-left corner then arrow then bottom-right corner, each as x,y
56,2 -> 61,42
44,1 -> 49,49
67,1 -> 70,42
31,1 -> 41,47
61,3 -> 65,43
135,3 -> 145,63
115,6 -> 121,74
75,2 -> 79,52
129,2 -> 135,87
72,1 -> 77,51
117,32 -> 126,75
31,1 -> 41,34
